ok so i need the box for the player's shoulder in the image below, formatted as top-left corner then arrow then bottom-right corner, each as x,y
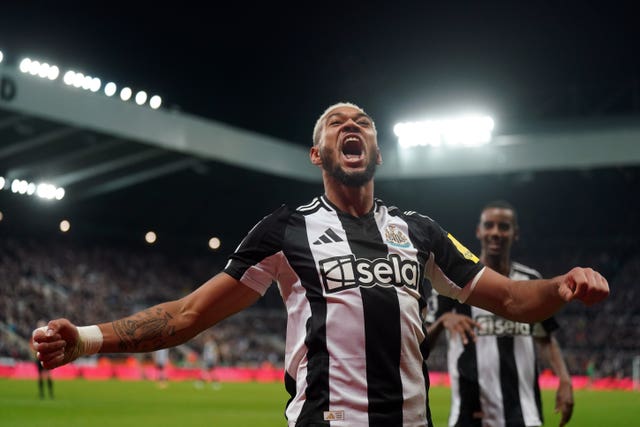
511,261 -> 542,280
295,195 -> 335,216
383,200 -> 436,223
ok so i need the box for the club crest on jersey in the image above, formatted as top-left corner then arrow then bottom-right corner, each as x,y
319,254 -> 420,293
384,224 -> 411,248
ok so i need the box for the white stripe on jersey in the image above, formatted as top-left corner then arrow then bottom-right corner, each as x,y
303,205 -> 370,426
445,264 -> 544,427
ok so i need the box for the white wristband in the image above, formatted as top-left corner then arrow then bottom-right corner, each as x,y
77,325 -> 103,355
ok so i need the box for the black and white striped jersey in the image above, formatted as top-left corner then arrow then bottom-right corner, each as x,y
224,195 -> 484,427
427,262 -> 559,427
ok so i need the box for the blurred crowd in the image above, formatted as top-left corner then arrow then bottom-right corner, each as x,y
1,234 -> 638,378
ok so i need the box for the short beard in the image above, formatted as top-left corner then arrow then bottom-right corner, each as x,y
321,147 -> 377,187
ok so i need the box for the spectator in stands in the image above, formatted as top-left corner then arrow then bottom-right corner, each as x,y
427,200 -> 574,427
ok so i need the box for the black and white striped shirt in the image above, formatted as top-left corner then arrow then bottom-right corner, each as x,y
427,262 -> 559,427
224,195 -> 484,427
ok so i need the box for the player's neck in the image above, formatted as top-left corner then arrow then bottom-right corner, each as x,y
481,252 -> 511,276
323,178 -> 375,217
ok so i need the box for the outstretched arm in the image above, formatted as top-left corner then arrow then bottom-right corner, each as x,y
33,272 -> 260,369
466,267 -> 608,323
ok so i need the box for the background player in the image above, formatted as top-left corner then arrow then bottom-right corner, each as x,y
31,320 -> 54,399
427,200 -> 573,426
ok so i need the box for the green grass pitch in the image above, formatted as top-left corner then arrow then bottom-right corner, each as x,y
1,378 -> 638,426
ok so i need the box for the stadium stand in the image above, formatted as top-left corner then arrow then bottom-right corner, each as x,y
1,230 -> 637,380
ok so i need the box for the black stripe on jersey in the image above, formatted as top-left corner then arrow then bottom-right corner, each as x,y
224,205 -> 290,279
497,336 -> 526,426
284,211 -> 330,426
453,304 -> 482,427
337,211 -> 403,427
533,364 -> 543,423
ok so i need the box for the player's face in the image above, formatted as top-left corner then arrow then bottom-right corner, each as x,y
476,208 -> 518,257
312,106 -> 381,187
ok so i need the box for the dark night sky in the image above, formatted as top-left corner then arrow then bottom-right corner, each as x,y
2,2 -> 639,146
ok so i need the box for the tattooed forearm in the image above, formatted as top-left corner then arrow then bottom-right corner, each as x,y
112,307 -> 176,351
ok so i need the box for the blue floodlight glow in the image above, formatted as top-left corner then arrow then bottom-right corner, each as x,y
394,115 -> 495,148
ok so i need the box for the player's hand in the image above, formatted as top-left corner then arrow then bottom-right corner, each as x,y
440,312 -> 479,345
557,267 -> 609,306
555,380 -> 574,426
32,318 -> 81,370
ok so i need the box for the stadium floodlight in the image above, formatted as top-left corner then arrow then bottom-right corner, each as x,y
135,90 -> 147,106
145,231 -> 157,244
120,87 -> 132,101
0,50 -> 3,63
28,60 -> 41,76
19,58 -> 31,73
63,70 -> 75,85
37,63 -> 50,78
208,237 -> 221,250
71,71 -> 85,88
0,211 -> 3,222
104,82 -> 117,97
89,77 -> 101,92
394,115 -> 495,148
17,57 -> 60,80
36,183 -> 57,199
59,219 -> 71,232
47,65 -> 60,80
26,182 -> 36,195
55,187 -> 65,200
149,95 -> 162,109
0,176 -> 5,189
81,75 -> 94,90
10,179 -> 64,200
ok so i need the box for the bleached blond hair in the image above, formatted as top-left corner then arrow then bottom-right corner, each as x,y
312,102 -> 376,146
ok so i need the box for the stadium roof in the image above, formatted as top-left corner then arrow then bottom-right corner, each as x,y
1,3 -> 639,254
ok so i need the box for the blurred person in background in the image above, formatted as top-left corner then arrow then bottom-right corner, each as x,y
153,348 -> 169,389
31,320 -> 54,399
196,332 -> 221,390
427,201 -> 573,427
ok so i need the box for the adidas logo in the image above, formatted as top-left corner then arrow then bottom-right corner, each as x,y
313,228 -> 343,245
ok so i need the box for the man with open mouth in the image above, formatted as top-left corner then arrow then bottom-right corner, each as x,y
33,102 -> 609,427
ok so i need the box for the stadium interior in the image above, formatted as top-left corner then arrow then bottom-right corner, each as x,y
0,41 -> 639,386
